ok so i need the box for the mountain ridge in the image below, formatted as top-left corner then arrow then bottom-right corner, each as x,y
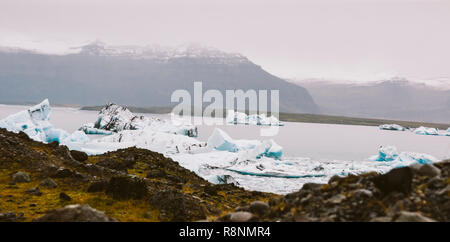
0,42 -> 319,114
293,78 -> 450,123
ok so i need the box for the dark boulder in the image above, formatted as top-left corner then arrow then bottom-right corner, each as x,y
70,150 -> 88,162
52,167 -> 75,178
105,176 -> 147,200
150,189 -> 207,222
11,171 -> 30,183
372,167 -> 413,195
249,201 -> 270,216
33,204 -> 117,222
39,178 -> 58,189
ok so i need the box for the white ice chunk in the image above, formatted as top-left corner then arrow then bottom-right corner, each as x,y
0,99 -> 52,142
85,103 -> 198,137
63,130 -> 90,144
414,126 -> 439,136
207,128 -> 239,152
0,99 -> 91,146
206,128 -> 283,159
370,145 -> 437,165
379,124 -> 405,131
226,110 -> 284,126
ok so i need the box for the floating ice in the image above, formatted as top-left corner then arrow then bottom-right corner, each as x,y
93,127 -> 206,155
373,146 -> 399,161
63,130 -> 90,144
0,99 -> 52,142
45,128 -> 70,143
206,128 -> 282,159
1,100 -> 446,195
414,126 -> 439,136
444,127 -> 450,136
83,103 -> 198,137
94,103 -> 146,132
226,110 -> 284,126
79,123 -> 113,135
370,145 -> 437,165
207,128 -> 239,152
0,99 -> 90,146
379,124 -> 405,131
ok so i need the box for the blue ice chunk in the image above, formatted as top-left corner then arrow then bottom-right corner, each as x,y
374,146 -> 398,161
79,123 -> 113,135
263,140 -> 283,159
207,128 -> 239,152
45,128 -> 70,143
371,146 -> 437,165
414,126 -> 439,135
63,131 -> 90,144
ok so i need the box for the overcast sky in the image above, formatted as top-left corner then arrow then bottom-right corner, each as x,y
1,0 -> 449,83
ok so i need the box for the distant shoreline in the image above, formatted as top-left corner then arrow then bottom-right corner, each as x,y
80,105 -> 450,130
1,102 -> 448,129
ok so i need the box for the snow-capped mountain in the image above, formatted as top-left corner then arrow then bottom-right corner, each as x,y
0,42 -> 319,114
74,41 -> 250,65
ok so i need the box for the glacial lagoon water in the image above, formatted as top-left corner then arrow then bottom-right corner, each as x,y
1,103 -> 449,162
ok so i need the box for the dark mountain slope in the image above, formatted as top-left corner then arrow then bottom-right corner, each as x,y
0,44 -> 319,114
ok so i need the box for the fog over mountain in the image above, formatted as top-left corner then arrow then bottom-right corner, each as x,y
0,42 -> 319,114
294,78 -> 450,123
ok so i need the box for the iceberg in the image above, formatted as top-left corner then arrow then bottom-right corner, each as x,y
226,110 -> 284,126
379,124 -> 405,131
94,103 -> 146,132
414,126 -> 439,136
0,99 -> 90,146
84,103 -> 198,137
373,146 -> 399,161
370,145 -> 436,165
444,127 -> 450,136
206,128 -> 283,159
207,128 -> 239,152
0,99 -> 52,142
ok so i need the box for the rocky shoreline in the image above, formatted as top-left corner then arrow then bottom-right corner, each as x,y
0,128 -> 448,222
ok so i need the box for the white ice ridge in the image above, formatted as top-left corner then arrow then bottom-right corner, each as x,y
379,124 -> 405,131
0,99 -> 90,146
81,103 -> 198,137
226,110 -> 284,126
